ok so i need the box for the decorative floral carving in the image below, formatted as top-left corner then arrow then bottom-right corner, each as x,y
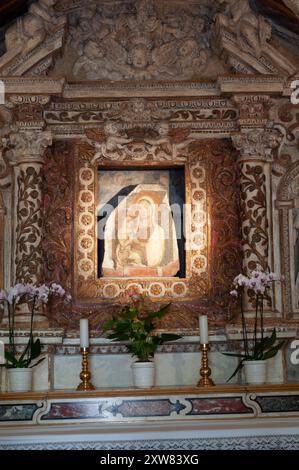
15,167 -> 43,284
205,139 -> 242,316
42,141 -> 73,325
239,164 -> 269,274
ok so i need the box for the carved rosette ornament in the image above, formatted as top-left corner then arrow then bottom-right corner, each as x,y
9,130 -> 52,287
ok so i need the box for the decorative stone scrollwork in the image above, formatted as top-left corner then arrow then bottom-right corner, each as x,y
232,127 -> 283,308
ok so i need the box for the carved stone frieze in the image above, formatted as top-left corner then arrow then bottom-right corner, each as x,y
44,97 -> 238,138
9,96 -> 50,106
45,98 -> 237,124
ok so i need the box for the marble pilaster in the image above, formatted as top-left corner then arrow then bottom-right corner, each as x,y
7,129 -> 52,325
232,96 -> 282,311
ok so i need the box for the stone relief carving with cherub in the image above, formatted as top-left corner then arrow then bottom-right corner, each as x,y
67,0 -> 215,81
86,120 -> 192,163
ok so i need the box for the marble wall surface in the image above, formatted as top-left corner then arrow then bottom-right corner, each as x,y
0,337 -> 292,392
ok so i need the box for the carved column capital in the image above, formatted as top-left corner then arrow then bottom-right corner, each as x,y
8,129 -> 52,165
231,128 -> 283,163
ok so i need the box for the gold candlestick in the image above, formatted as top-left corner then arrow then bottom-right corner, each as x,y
197,343 -> 215,387
77,347 -> 95,391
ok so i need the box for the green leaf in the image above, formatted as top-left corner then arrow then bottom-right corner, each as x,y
147,303 -> 171,320
222,352 -> 249,359
19,336 -> 32,361
4,350 -> 19,367
226,360 -> 245,383
30,357 -> 45,368
261,341 -> 285,360
30,338 -> 42,360
159,333 -> 182,343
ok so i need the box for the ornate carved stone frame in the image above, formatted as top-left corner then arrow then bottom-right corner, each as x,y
276,161 -> 299,318
74,142 -> 209,304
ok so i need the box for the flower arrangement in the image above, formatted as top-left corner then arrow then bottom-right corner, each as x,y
0,282 -> 70,368
225,271 -> 285,381
103,289 -> 182,362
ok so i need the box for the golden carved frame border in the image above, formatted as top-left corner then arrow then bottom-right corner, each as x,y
74,143 -> 209,304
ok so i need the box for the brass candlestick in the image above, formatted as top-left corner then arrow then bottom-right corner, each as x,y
77,347 -> 95,391
197,343 -> 215,387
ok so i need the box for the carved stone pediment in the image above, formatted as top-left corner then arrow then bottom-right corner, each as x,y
0,0 -> 298,80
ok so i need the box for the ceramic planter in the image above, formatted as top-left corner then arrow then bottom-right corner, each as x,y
243,360 -> 267,384
8,368 -> 33,392
131,361 -> 155,388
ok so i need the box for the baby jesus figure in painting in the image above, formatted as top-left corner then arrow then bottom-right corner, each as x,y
102,185 -> 179,278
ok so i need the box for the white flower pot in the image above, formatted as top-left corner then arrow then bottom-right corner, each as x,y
132,361 -> 155,388
8,368 -> 33,392
243,360 -> 267,384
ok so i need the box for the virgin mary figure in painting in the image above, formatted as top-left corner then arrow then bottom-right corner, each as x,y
102,184 -> 179,277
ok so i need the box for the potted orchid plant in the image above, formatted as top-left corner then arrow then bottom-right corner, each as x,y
103,289 -> 182,388
0,282 -> 70,391
224,271 -> 285,384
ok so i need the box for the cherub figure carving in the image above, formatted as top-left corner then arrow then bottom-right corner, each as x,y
215,0 -> 271,58
144,122 -> 191,160
73,41 -> 110,80
176,39 -> 208,78
86,122 -> 132,162
5,0 -> 66,55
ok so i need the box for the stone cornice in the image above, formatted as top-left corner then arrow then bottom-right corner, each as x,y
0,77 -> 291,99
62,81 -> 221,99
0,78 -> 65,95
218,75 -> 286,94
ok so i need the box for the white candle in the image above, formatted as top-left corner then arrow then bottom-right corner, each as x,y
199,315 -> 209,344
80,319 -> 89,348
